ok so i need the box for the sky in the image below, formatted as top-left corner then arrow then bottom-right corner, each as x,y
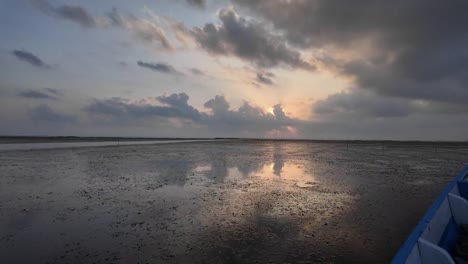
0,0 -> 467,140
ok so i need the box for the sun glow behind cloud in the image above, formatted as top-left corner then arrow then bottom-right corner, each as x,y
267,107 -> 275,116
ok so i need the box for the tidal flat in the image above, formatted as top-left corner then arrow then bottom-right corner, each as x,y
1,140 -> 467,263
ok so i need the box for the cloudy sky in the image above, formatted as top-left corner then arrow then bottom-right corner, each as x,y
1,0 -> 467,140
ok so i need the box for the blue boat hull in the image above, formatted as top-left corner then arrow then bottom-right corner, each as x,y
392,165 -> 468,264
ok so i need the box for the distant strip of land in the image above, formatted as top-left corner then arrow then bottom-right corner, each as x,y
0,136 -> 236,144
1,136 -> 467,147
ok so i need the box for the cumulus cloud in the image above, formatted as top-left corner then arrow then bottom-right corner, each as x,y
18,88 -> 61,100
137,61 -> 183,75
31,0 -> 96,28
190,8 -> 313,70
28,104 -> 77,123
202,95 -> 296,133
11,50 -> 51,69
203,97 -> 297,137
203,95 -> 230,114
272,104 -> 288,121
84,93 -> 298,136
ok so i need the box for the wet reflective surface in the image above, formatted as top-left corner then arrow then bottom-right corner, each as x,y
0,140 -> 466,263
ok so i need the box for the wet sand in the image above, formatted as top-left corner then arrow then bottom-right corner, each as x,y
0,140 -> 467,263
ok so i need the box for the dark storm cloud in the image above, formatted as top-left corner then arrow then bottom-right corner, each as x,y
256,73 -> 274,86
203,95 -> 230,114
190,8 -> 313,70
336,57 -> 468,104
186,0 -> 206,8
137,61 -> 182,75
28,105 -> 77,123
11,50 -> 50,68
314,90 -> 412,118
314,89 -> 468,119
230,0 -> 468,48
18,88 -> 61,100
31,0 -> 96,28
231,0 -> 468,104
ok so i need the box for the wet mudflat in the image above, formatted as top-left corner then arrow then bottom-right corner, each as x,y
0,140 -> 467,263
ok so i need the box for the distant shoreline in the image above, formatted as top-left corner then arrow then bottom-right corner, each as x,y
0,136 -> 231,144
1,136 -> 467,146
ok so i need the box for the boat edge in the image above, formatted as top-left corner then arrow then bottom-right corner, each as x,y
391,165 -> 468,263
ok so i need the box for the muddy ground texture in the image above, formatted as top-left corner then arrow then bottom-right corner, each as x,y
1,140 -> 467,264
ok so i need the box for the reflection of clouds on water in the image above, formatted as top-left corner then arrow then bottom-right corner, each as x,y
273,156 -> 284,176
237,161 -> 266,177
202,143 -> 288,181
205,158 -> 228,183
193,159 -> 268,182
153,160 -> 197,186
154,143 -> 314,187
272,144 -> 285,176
188,152 -> 314,186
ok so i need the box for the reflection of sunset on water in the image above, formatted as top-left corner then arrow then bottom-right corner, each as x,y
222,162 -> 316,188
2,141 -> 463,263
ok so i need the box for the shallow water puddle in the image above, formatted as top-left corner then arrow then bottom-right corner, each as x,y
191,161 -> 316,189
